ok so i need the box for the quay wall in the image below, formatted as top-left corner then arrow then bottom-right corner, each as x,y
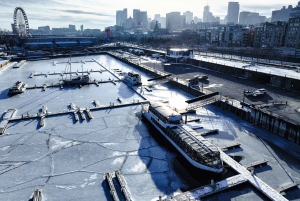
187,58 -> 300,92
107,52 -> 300,146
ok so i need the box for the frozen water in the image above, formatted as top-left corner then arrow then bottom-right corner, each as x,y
0,55 -> 299,200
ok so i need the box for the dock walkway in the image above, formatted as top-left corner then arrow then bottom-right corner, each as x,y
220,151 -> 288,201
166,174 -> 247,201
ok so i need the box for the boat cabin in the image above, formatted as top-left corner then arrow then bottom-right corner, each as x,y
148,102 -> 182,124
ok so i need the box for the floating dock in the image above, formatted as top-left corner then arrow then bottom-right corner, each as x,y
105,172 -> 120,201
220,151 -> 288,201
165,174 -> 248,201
115,170 -> 134,201
244,159 -> 268,170
0,109 -> 16,134
14,60 -> 26,68
0,101 -> 149,135
220,142 -> 241,151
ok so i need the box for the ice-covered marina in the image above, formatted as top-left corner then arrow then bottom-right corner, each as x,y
0,54 -> 299,200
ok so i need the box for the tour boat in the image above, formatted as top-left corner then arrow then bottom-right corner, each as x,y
142,101 -> 223,173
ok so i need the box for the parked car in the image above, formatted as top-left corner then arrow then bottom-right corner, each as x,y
198,75 -> 208,81
244,90 -> 254,96
255,88 -> 267,94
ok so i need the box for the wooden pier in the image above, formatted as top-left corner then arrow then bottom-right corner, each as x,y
197,129 -> 219,136
277,182 -> 298,194
30,69 -> 107,77
115,170 -> 134,201
164,174 -> 248,201
105,172 -> 120,201
162,150 -> 288,201
244,159 -> 268,170
0,101 -> 149,134
220,151 -> 288,201
220,142 -> 241,151
25,80 -> 121,91
0,109 -> 16,134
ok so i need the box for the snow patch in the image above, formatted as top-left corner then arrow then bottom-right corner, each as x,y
56,185 -> 76,190
112,157 -> 124,165
0,146 -> 10,151
51,138 -> 72,150
89,174 -> 97,181
131,160 -> 146,172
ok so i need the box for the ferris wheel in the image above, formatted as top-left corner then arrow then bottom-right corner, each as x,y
13,7 -> 29,36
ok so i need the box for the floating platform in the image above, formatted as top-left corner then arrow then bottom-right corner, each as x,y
197,129 -> 219,136
276,182 -> 298,194
14,60 -> 26,68
115,170 -> 133,201
220,142 -> 241,151
0,101 -> 149,135
220,151 -> 288,201
244,159 -> 268,170
164,174 -> 248,201
105,172 -> 120,201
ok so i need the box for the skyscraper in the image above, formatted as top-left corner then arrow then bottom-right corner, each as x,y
133,9 -> 148,29
183,11 -> 193,24
166,12 -> 185,31
116,10 -> 123,26
116,8 -> 127,27
227,2 -> 240,24
203,5 -> 210,22
239,11 -> 250,25
154,14 -> 161,21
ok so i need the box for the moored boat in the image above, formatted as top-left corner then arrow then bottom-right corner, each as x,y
122,71 -> 142,85
142,101 -> 223,173
8,81 -> 26,95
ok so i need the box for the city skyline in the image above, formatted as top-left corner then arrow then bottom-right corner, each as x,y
0,0 -> 298,30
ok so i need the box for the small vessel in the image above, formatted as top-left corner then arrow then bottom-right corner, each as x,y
61,59 -> 90,86
29,189 -> 42,201
122,71 -> 142,85
8,81 -> 26,95
142,101 -> 223,173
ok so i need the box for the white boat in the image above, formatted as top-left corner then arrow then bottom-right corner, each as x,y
142,101 -> 223,173
8,81 -> 26,95
122,71 -> 142,85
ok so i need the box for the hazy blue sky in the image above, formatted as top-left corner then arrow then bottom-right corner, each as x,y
0,0 -> 298,31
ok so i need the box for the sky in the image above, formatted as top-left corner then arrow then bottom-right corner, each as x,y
0,0 -> 298,31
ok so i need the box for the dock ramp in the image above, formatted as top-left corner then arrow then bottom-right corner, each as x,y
186,92 -> 219,110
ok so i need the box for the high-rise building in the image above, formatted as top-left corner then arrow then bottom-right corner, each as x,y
116,8 -> 127,27
166,12 -> 185,31
69,25 -> 76,30
123,8 -> 127,23
227,2 -> 239,24
133,9 -> 140,24
203,5 -> 219,23
116,10 -> 123,26
80,25 -> 83,32
203,5 -> 210,22
132,9 -> 148,29
183,11 -> 193,24
239,11 -> 267,25
239,11 -> 250,25
160,17 -> 166,28
154,14 -> 161,21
